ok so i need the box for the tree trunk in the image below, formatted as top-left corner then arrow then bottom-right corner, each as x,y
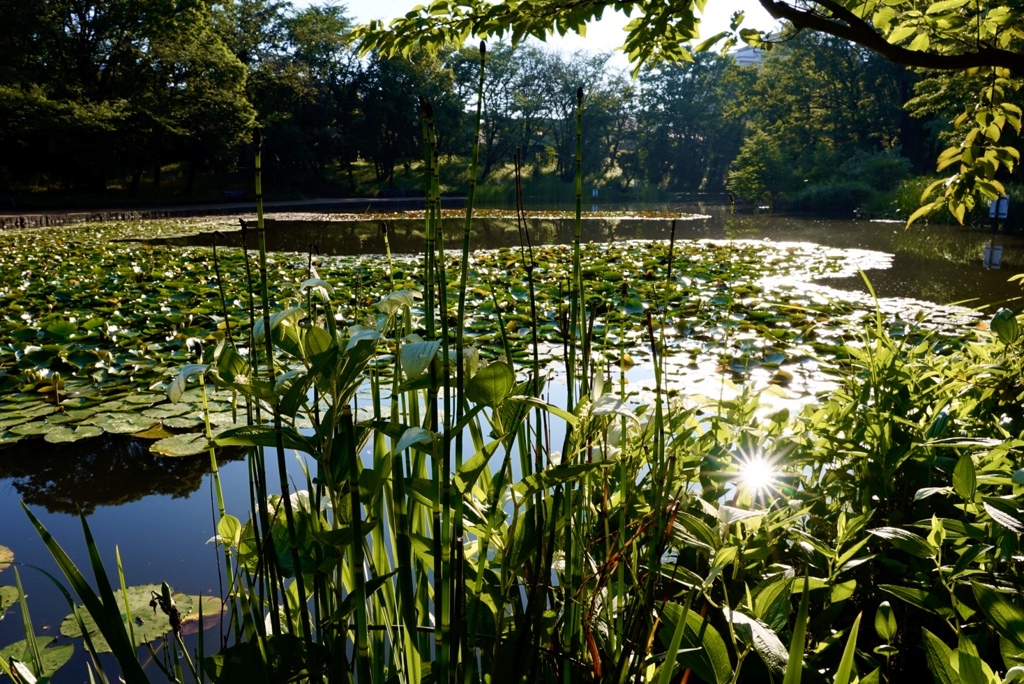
129,169 -> 142,198
186,156 -> 203,196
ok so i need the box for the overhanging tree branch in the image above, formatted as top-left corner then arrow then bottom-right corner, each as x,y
757,0 -> 1024,73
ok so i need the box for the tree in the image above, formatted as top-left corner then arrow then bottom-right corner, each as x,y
635,52 -> 749,191
729,31 -> 916,195
268,4 -> 361,186
526,51 -> 629,181
353,0 -> 1024,222
449,42 -> 549,181
356,50 -> 463,187
726,129 -> 792,206
0,0 -> 254,194
142,4 -> 256,195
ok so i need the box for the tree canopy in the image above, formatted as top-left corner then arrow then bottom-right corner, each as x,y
354,0 -> 1024,222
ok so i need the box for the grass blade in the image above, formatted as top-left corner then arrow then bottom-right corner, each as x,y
22,504 -> 149,684
833,612 -> 862,684
783,574 -> 810,684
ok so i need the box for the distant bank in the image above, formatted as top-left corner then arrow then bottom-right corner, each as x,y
0,196 -> 467,230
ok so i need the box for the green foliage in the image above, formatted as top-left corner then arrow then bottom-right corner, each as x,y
355,0 -> 1024,221
791,181 -> 876,214
727,129 -> 792,205
8,212 -> 1024,682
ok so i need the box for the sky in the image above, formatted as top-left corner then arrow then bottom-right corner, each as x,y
293,0 -> 778,67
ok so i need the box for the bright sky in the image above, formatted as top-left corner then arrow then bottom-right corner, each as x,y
296,0 -> 778,67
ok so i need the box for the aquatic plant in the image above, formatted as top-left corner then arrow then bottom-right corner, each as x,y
2,81 -> 1023,684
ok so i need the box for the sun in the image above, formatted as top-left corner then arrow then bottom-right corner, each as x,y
736,453 -> 779,498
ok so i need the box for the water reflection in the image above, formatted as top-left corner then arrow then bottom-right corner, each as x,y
148,215 -> 710,256
0,434 -> 243,514
146,206 -> 1024,310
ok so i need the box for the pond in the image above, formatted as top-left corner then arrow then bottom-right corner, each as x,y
146,207 -> 1024,308
0,204 -> 1020,677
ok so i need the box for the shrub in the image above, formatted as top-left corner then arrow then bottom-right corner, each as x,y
791,180 -> 876,214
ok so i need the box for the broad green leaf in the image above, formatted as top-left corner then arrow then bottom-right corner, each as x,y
513,462 -> 608,499
869,527 -> 936,558
400,340 -> 441,381
377,289 -> 418,314
880,585 -> 955,618
44,425 -> 103,443
0,586 -> 18,611
60,583 -> 193,652
168,364 -> 208,404
991,309 -> 1020,345
217,515 -> 242,548
831,580 -> 857,604
983,498 -> 1024,533
972,581 -> 1024,650
953,456 -> 977,500
958,632 -> 987,684
0,636 -> 74,679
454,439 -> 500,494
179,595 -> 225,635
252,307 -> 304,345
874,601 -> 896,641
888,23 -> 916,43
395,426 -> 434,454
926,0 -> 969,13
214,424 -> 316,454
45,320 -> 78,338
752,572 -> 793,633
466,361 -> 515,408
719,505 -> 765,525
150,432 -> 209,457
302,326 -> 335,362
661,601 -> 733,684
922,628 -> 961,684
728,609 -> 788,673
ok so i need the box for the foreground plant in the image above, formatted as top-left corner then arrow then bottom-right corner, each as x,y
6,95 -> 1024,684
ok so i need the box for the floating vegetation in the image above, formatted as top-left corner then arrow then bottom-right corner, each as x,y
60,584 -> 222,653
0,220 -> 979,454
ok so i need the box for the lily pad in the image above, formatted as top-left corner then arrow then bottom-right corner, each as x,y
178,595 -> 225,635
163,414 -> 204,429
132,425 -> 176,440
10,422 -> 65,436
43,424 -> 104,443
60,583 -> 194,653
91,412 -> 159,434
0,545 -> 12,573
0,636 -> 74,678
142,403 -> 193,420
0,585 -> 18,610
151,432 -> 210,457
123,393 -> 165,405
45,320 -> 78,338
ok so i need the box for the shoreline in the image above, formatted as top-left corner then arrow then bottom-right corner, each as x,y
0,196 -> 467,229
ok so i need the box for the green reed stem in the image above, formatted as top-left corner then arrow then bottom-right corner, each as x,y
419,97 -> 452,683
456,41 -> 487,682
253,129 -> 311,644
574,86 -> 587,397
342,406 -> 372,683
559,85 -> 586,684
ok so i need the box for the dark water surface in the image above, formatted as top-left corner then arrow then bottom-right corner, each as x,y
3,205 -> 1023,677
151,206 -> 1024,307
